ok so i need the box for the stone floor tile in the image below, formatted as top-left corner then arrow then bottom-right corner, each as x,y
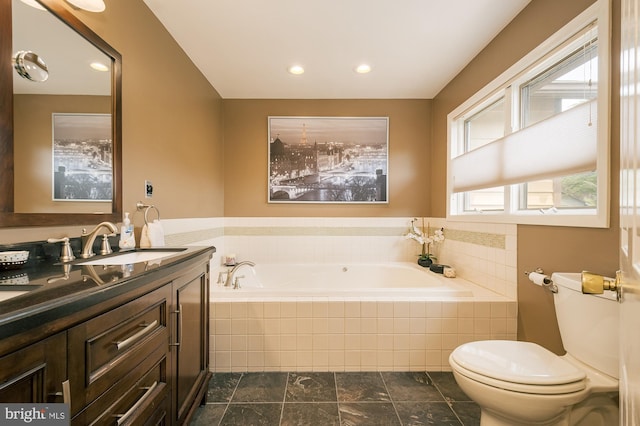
207,372 -> 243,403
281,402 -> 340,426
395,401 -> 462,425
232,372 -> 288,402
450,401 -> 481,426
428,372 -> 472,402
220,403 -> 282,425
335,372 -> 390,402
382,372 -> 444,402
339,402 -> 401,425
286,372 -> 338,402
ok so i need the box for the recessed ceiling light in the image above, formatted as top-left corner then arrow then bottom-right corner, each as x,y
64,0 -> 106,12
355,64 -> 371,74
288,65 -> 304,75
19,0 -> 46,10
90,61 -> 109,72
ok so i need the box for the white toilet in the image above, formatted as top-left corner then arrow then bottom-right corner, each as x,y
449,272 -> 619,426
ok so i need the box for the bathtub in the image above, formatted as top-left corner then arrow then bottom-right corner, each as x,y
210,262 -> 517,373
212,262 -> 486,299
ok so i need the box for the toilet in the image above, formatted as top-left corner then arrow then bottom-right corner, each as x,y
449,272 -> 619,426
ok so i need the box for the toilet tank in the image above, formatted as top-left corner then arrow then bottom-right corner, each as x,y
552,272 -> 619,379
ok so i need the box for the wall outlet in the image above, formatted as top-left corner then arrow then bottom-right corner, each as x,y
145,180 -> 153,198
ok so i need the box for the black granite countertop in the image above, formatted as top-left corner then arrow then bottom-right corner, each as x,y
0,243 -> 215,340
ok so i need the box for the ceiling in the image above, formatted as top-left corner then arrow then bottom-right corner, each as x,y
13,0 -> 111,95
143,0 -> 531,99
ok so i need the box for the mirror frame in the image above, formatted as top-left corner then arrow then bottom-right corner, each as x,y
0,0 -> 122,227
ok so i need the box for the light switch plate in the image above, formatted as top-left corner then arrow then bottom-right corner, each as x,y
145,180 -> 153,198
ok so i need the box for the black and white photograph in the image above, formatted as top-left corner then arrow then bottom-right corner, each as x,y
52,113 -> 113,202
268,116 -> 389,203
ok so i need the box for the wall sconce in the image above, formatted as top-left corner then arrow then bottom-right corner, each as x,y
64,0 -> 106,12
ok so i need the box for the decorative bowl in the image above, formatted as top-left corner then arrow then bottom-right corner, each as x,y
0,251 -> 29,270
0,271 -> 29,285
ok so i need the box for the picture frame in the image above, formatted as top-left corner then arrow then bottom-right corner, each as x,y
268,116 -> 389,203
52,113 -> 113,202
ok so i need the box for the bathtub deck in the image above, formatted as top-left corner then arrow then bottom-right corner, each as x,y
211,264 -> 510,301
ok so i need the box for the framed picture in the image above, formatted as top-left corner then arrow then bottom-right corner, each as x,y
52,113 -> 113,202
268,116 -> 389,203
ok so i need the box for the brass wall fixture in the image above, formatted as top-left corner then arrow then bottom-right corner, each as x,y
581,270 -> 622,300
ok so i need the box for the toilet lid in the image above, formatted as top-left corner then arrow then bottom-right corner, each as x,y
451,341 -> 586,386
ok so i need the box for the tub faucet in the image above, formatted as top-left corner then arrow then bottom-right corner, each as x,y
225,261 -> 255,288
80,221 -> 118,258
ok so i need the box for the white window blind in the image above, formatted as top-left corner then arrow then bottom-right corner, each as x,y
451,100 -> 597,193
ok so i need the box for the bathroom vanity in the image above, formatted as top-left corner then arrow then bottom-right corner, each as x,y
0,245 -> 214,425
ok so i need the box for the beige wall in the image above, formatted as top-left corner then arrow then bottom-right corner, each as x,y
222,0 -> 621,354
2,0 -> 623,357
431,0 -> 619,353
223,99 -> 431,217
14,94 -> 110,214
82,0 -> 225,220
0,0 -> 224,243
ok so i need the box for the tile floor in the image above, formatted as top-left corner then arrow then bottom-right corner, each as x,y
191,371 -> 480,425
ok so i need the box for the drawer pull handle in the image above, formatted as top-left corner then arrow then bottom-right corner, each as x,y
114,381 -> 158,425
170,306 -> 182,352
49,380 -> 71,405
62,380 -> 70,405
114,320 -> 158,350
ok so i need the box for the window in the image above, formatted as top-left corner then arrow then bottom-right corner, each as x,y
447,0 -> 609,227
520,41 -> 598,128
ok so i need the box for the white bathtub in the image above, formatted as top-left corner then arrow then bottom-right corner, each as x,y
212,262 -> 498,299
210,262 -> 516,372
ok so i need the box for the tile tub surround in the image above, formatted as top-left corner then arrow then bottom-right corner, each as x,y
159,216 -> 518,373
221,217 -> 517,299
211,299 -> 517,372
160,216 -> 517,299
191,371 -> 479,426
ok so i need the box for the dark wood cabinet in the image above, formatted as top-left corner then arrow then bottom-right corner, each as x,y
0,333 -> 67,404
171,265 -> 210,425
69,284 -> 172,420
0,248 -> 212,425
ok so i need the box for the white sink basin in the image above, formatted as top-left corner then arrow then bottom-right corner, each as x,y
77,250 -> 185,265
0,291 -> 28,302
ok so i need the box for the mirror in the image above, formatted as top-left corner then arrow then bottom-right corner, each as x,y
0,0 -> 122,227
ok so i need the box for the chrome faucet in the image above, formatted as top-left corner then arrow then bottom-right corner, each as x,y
224,261 -> 255,288
80,221 -> 118,258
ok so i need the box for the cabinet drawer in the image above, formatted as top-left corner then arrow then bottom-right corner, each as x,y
69,285 -> 171,414
0,333 -> 66,404
73,344 -> 169,426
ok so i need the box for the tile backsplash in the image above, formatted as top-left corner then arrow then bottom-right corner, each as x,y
163,217 -> 517,299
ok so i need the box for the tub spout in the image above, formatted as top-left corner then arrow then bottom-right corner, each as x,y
225,260 -> 255,288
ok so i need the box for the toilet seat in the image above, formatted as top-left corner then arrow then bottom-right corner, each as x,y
450,340 -> 587,395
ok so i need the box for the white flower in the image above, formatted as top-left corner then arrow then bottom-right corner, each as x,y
405,219 -> 445,260
405,232 -> 425,245
433,228 -> 445,243
411,222 -> 423,238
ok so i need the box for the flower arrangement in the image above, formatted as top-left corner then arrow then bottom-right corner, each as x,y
405,218 -> 445,266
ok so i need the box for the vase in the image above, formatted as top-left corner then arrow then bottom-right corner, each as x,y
417,257 -> 433,268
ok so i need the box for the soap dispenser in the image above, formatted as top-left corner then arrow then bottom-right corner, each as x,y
119,212 -> 136,249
